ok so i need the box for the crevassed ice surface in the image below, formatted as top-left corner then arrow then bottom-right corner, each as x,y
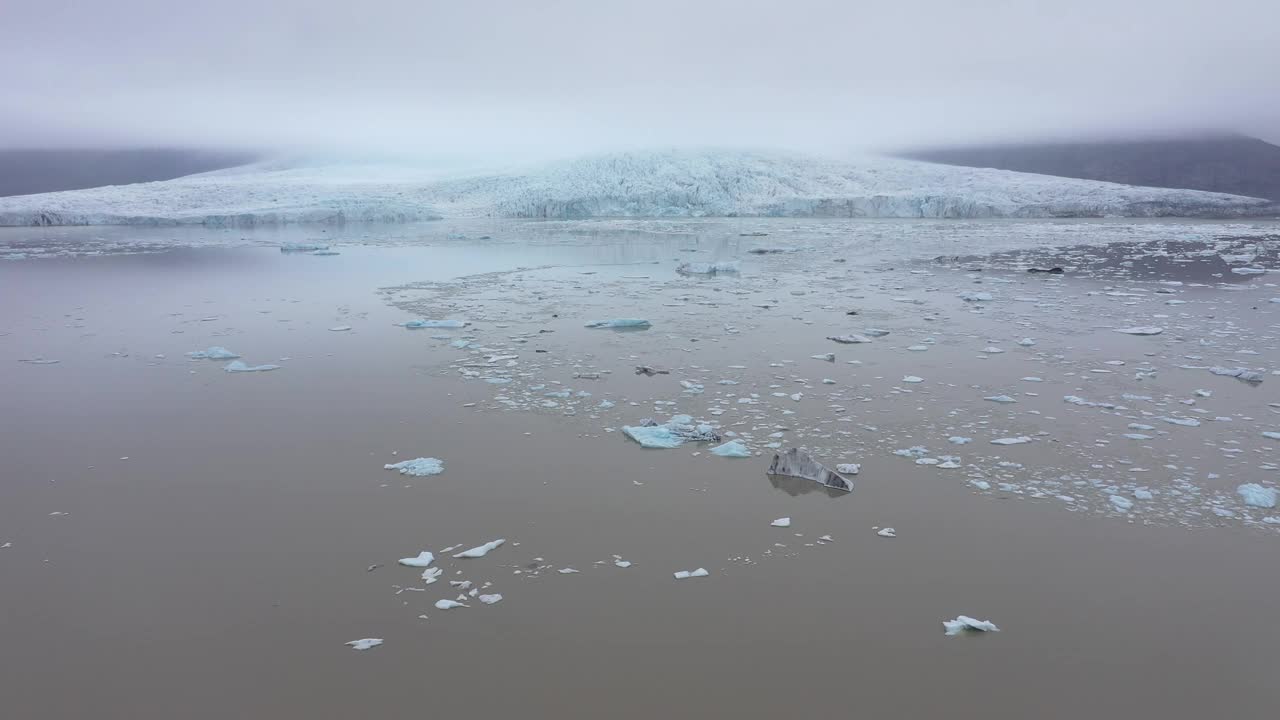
0,149 -> 1271,227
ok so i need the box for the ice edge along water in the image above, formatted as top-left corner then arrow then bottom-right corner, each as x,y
0,149 -> 1271,227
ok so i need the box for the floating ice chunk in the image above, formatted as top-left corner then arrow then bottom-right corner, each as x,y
1133,488 -> 1154,500
1017,338 -> 1036,346
981,347 -> 1005,354
585,318 -> 651,329
835,463 -> 861,475
1160,416 -> 1201,427
454,539 -> 505,558
877,527 -> 896,538
479,593 -> 503,605
1208,366 -> 1264,384
434,599 -> 468,610
958,292 -> 993,302
991,436 -> 1032,445
1124,433 -> 1153,440
1263,432 -> 1280,441
1109,495 -> 1134,511
767,448 -> 853,492
223,360 -> 281,373
401,319 -> 469,329
281,242 -> 328,252
329,325 -> 352,332
906,345 -> 929,352
623,415 -> 720,449
864,328 -> 890,337
18,358 -> 60,364
346,638 -> 383,650
948,436 -> 972,445
1064,395 -> 1118,409
827,334 -> 872,344
943,616 -> 1000,636
711,439 -> 751,458
812,353 -> 836,362
1114,326 -> 1163,335
1238,484 -> 1277,509
558,568 -> 580,574
771,517 -> 792,528
970,480 -> 991,490
677,261 -> 739,275
673,568 -> 710,579
1230,267 -> 1267,275
398,551 -> 436,568
902,376 -> 924,383
422,567 -> 443,583
984,395 -> 1017,403
384,457 -> 444,477
187,346 -> 241,360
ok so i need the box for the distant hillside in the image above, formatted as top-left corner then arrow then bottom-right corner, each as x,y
0,148 -> 259,197
900,135 -> 1280,201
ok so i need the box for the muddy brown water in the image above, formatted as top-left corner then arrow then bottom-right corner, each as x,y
2,225 -> 1279,719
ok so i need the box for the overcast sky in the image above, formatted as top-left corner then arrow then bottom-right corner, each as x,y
3,0 -> 1278,160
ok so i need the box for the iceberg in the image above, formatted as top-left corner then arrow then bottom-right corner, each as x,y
223,360 -> 281,373
676,261 -> 740,275
943,616 -> 1000,636
453,539 -> 505,559
401,319 -> 468,329
186,346 -> 240,360
1209,366 -> 1264,384
1237,484 -> 1277,509
397,551 -> 436,568
585,318 -> 651,329
384,458 -> 444,477
281,242 -> 329,252
345,638 -> 384,651
710,439 -> 751,458
622,415 -> 720,449
767,448 -> 853,492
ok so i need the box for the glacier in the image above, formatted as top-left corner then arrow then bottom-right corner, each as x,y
0,149 -> 1273,227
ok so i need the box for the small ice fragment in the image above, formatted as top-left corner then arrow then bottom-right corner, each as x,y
984,395 -> 1017,403
1114,326 -> 1163,335
827,334 -> 872,344
674,568 -> 710,579
479,593 -> 503,605
223,360 -> 281,373
877,527 -> 896,538
434,599 -> 468,610
329,325 -> 352,332
1237,483 -> 1277,509
454,539 -> 506,558
771,517 -> 792,528
384,458 -> 444,476
558,568 -> 580,574
1208,366 -> 1264,384
345,638 -> 383,650
1017,338 -> 1036,346
958,292 -> 993,302
186,346 -> 240,360
812,353 -> 836,362
949,437 -> 972,445
835,463 -> 861,475
711,439 -> 751,458
397,551 -> 436,568
902,376 -> 924,383
422,567 -> 443,583
1109,495 -> 1134,511
943,616 -> 1000,636
614,560 -> 632,568
585,318 -> 651,329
